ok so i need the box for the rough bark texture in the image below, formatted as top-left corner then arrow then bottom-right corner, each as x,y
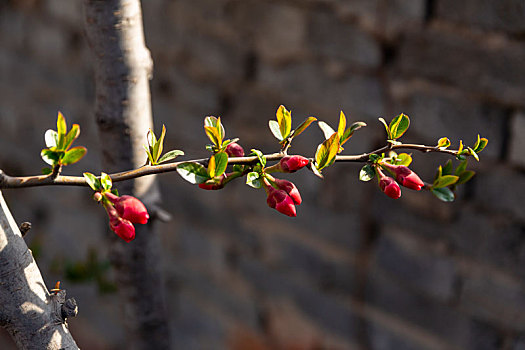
83,1 -> 170,349
0,191 -> 78,349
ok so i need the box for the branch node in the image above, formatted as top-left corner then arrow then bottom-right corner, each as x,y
19,222 -> 32,237
50,290 -> 78,324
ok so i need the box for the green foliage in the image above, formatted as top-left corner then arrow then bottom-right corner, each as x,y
246,172 -> 262,189
379,113 -> 410,141
318,111 -> 366,152
176,162 -> 209,184
41,111 -> 87,171
314,132 -> 340,174
359,164 -> 376,182
83,172 -> 113,192
144,125 -> 184,165
208,152 -> 228,178
268,105 -> 317,150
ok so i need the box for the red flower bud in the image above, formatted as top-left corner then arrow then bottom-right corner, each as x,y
198,182 -> 224,190
110,217 -> 136,242
225,142 -> 245,157
272,178 -> 302,205
279,156 -> 309,173
382,163 -> 424,191
266,188 -> 297,217
379,176 -> 401,199
105,193 -> 149,224
198,174 -> 226,190
105,204 -> 136,242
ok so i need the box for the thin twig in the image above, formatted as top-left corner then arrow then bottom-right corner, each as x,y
0,144 -> 458,189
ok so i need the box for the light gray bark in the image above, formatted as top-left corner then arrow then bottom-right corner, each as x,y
0,191 -> 78,349
83,1 -> 170,348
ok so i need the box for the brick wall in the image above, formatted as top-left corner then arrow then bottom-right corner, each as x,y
0,0 -> 524,349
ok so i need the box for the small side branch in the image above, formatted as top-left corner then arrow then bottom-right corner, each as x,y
0,144 -> 460,189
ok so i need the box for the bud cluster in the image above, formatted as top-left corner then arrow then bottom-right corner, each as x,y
97,192 -> 149,242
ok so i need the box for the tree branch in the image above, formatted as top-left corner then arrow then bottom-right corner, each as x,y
0,143 -> 461,189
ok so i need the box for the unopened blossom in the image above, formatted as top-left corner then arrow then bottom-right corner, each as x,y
272,178 -> 302,205
379,175 -> 401,199
279,155 -> 309,173
225,142 -> 245,157
105,193 -> 149,224
381,163 -> 424,191
104,203 -> 136,242
266,187 -> 297,217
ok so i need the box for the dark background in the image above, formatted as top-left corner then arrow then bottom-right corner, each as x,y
0,0 -> 524,349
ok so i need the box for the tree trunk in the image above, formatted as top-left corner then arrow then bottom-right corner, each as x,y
83,1 -> 170,349
0,191 -> 79,349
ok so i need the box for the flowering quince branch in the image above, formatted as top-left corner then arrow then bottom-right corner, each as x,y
0,107 -> 487,238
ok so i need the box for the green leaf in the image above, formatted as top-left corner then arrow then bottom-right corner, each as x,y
210,152 -> 228,178
317,121 -> 335,140
250,149 -> 266,167
83,172 -> 100,191
396,153 -> 412,166
442,160 -> 453,175
153,125 -> 166,163
56,111 -> 67,149
204,126 -> 220,146
100,172 -> 112,191
204,116 -> 225,147
45,129 -> 58,148
433,175 -> 459,188
158,150 -> 184,164
473,135 -> 488,153
310,163 -> 324,178
176,162 -> 210,184
359,164 -> 376,182
389,113 -> 410,139
341,121 -> 366,145
64,124 -> 80,150
315,132 -> 339,171
378,117 -> 390,139
455,160 -> 468,175
456,170 -> 475,185
276,105 -> 292,140
369,154 -> 381,162
292,116 -> 317,138
337,111 -> 346,138
41,149 -> 62,166
61,146 -> 87,165
467,147 -> 479,161
268,120 -> 283,141
431,187 -> 455,202
143,144 -> 155,165
437,137 -> 451,149
246,172 -> 262,189
147,128 -> 156,148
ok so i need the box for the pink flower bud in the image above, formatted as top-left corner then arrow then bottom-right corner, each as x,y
379,176 -> 401,199
382,163 -> 424,191
105,193 -> 149,224
272,178 -> 302,205
279,156 -> 309,173
109,217 -> 136,242
225,142 -> 245,157
266,187 -> 297,217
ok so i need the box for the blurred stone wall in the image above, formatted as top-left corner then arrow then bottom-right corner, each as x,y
0,0 -> 524,349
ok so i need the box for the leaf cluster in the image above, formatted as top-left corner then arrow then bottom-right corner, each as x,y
144,125 -> 184,165
41,112 -> 87,173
